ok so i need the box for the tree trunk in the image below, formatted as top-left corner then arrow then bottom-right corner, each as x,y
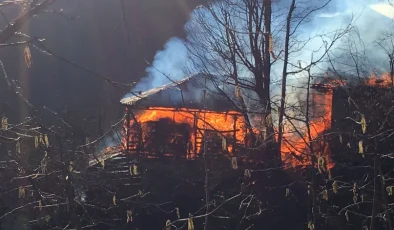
277,0 -> 296,164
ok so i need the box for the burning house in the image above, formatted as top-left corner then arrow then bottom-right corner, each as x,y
279,77 -> 337,168
120,74 -> 250,159
92,73 -> 341,167
92,70 -> 394,170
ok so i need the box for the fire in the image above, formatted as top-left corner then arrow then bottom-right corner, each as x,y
123,107 -> 247,158
366,72 -> 393,87
104,145 -> 122,155
280,86 -> 334,168
120,72 -> 392,168
281,72 -> 393,168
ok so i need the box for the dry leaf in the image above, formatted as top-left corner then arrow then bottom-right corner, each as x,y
132,164 -> 138,176
244,169 -> 251,178
112,195 -> 117,206
1,116 -> 7,130
126,210 -> 132,223
317,157 -> 326,173
34,136 -> 39,148
41,156 -> 47,174
387,186 -> 393,196
268,33 -> 276,59
175,207 -> 180,219
24,46 -> 32,68
101,159 -> 105,169
221,137 -> 227,151
130,164 -> 138,176
323,189 -> 328,201
345,211 -> 349,222
360,115 -> 367,134
18,187 -> 25,198
353,183 -> 357,195
38,200 -> 42,211
339,134 -> 343,144
307,221 -> 315,230
39,134 -> 45,146
332,181 -> 338,193
266,114 -> 273,127
353,195 -> 358,204
69,161 -> 73,172
231,157 -> 238,169
166,219 -> 171,230
44,134 -> 49,147
269,34 -> 274,53
235,84 -> 241,99
16,141 -> 21,154
187,214 -> 194,230
358,141 -> 364,157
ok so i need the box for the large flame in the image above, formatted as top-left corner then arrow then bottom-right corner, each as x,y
281,72 -> 393,168
281,86 -> 334,168
119,73 -> 392,168
123,107 -> 247,158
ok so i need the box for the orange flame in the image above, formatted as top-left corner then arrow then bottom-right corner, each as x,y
123,107 -> 247,158
281,72 -> 393,168
121,72 -> 392,167
367,72 -> 393,87
280,87 -> 334,168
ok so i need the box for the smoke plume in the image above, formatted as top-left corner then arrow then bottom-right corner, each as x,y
131,37 -> 190,93
125,0 -> 393,99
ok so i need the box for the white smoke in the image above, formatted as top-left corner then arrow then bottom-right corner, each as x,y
124,0 -> 394,100
130,37 -> 190,94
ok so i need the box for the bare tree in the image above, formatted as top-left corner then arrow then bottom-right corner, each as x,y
185,0 -> 352,168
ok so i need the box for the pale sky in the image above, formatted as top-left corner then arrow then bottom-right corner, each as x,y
369,2 -> 394,19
